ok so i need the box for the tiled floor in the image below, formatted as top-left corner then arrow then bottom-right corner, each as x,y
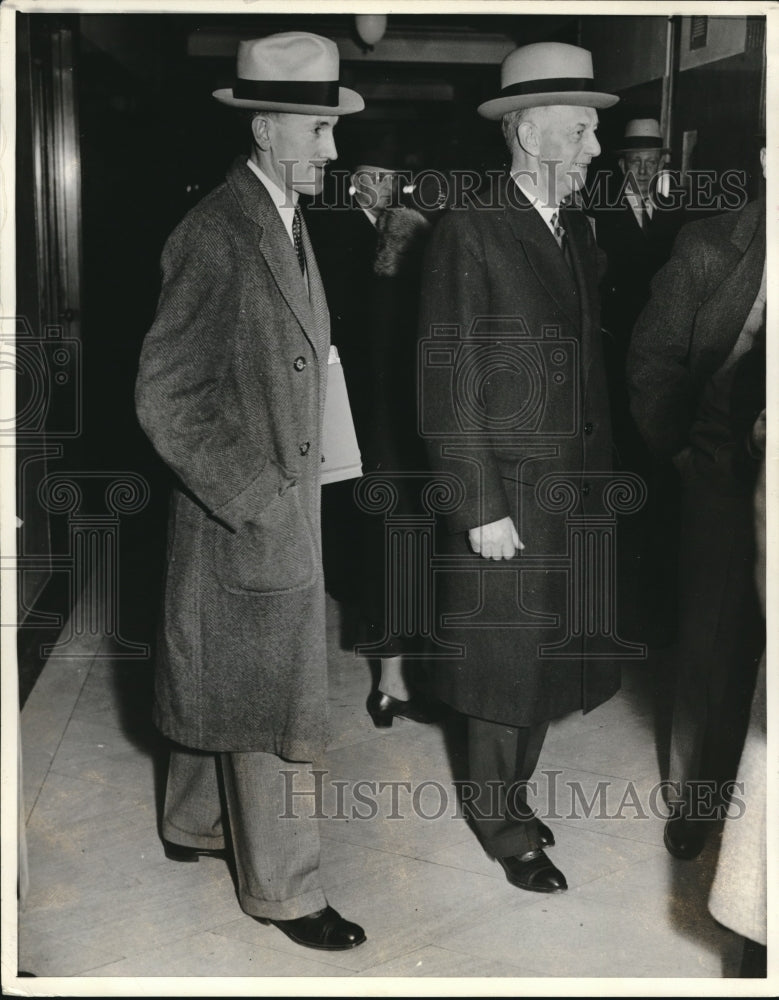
15,587 -> 762,988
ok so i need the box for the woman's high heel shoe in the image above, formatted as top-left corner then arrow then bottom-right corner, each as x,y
366,690 -> 442,728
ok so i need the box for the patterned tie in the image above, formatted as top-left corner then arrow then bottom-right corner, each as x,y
292,204 -> 306,275
550,210 -> 566,250
551,210 -> 573,272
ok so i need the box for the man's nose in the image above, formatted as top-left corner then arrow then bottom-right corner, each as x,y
321,132 -> 338,162
585,132 -> 601,158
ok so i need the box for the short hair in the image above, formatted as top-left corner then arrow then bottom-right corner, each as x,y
500,106 -> 547,154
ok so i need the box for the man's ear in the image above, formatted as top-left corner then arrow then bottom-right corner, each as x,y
251,115 -> 273,151
618,156 -> 626,174
661,152 -> 671,168
760,146 -> 766,178
517,120 -> 539,157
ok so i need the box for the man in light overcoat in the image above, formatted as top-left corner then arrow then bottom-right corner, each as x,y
135,32 -> 366,951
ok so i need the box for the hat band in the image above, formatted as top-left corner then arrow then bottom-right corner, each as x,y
619,136 -> 664,149
233,78 -> 340,106
499,76 -> 596,98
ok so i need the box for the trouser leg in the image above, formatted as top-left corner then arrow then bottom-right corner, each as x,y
162,745 -> 226,849
464,716 -> 549,858
220,751 -> 327,921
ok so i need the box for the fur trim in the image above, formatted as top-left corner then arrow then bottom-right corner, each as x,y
373,207 -> 431,277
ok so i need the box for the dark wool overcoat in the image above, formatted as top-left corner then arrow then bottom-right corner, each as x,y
627,199 -> 766,783
136,158 -> 331,760
627,198 -> 765,462
417,175 -> 622,728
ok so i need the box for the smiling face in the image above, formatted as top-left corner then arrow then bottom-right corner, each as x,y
252,112 -> 339,198
535,104 -> 601,203
620,149 -> 663,199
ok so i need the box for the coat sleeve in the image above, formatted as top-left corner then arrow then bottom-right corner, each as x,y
135,213 -> 289,532
417,211 -> 510,534
626,224 -> 703,459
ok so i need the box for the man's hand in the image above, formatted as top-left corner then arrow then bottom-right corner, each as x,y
468,517 -> 524,560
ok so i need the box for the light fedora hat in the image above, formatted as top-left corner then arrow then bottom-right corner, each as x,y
615,118 -> 669,153
478,41 -> 618,120
213,31 -> 364,115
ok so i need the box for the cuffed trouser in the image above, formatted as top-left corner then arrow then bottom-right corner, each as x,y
464,716 -> 550,858
163,746 -> 327,921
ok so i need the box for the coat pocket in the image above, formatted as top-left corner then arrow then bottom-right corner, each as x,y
212,485 -> 318,595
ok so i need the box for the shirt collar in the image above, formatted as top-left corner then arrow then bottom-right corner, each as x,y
511,172 -> 560,231
246,158 -> 298,242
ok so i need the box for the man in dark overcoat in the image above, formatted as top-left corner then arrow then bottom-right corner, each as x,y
591,118 -> 687,646
418,42 -> 622,894
627,146 -> 766,861
135,32 -> 367,951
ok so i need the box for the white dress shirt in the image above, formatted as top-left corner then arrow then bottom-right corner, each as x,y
511,172 -> 560,240
246,158 -> 298,246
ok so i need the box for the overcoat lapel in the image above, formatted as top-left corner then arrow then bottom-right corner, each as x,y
504,186 -> 580,328
227,159 -> 324,358
693,199 -> 765,369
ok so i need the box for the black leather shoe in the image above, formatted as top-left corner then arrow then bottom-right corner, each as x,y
256,905 -> 366,951
163,840 -> 227,863
537,820 -> 555,848
496,849 -> 568,893
366,690 -> 442,728
664,812 -> 706,860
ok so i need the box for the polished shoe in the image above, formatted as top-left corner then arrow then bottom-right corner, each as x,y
163,840 -> 227,863
537,819 -> 555,848
664,811 -> 706,860
256,905 -> 366,951
366,690 -> 442,728
496,848 -> 568,893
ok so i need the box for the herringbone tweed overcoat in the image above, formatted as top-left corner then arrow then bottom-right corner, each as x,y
136,158 -> 331,759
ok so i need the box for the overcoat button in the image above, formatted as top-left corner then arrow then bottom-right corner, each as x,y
581,482 -> 591,497
299,441 -> 310,455
293,356 -> 307,371
584,422 -> 593,434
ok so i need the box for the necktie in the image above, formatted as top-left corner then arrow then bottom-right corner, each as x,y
550,210 -> 573,272
550,210 -> 565,250
641,201 -> 650,233
292,205 -> 306,275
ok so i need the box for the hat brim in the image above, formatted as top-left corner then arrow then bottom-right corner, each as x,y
615,145 -> 670,155
478,90 -> 619,120
212,85 -> 364,116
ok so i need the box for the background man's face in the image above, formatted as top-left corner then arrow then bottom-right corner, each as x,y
536,104 -> 600,202
352,167 -> 396,212
620,150 -> 662,200
270,113 -> 339,196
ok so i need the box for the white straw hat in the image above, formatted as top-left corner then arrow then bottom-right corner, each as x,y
213,32 -> 364,115
478,42 -> 618,120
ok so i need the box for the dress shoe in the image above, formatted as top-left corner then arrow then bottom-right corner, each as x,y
256,905 -> 366,951
366,690 -> 442,728
163,840 -> 227,863
537,819 -> 555,848
664,811 -> 706,860
496,848 -> 568,893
